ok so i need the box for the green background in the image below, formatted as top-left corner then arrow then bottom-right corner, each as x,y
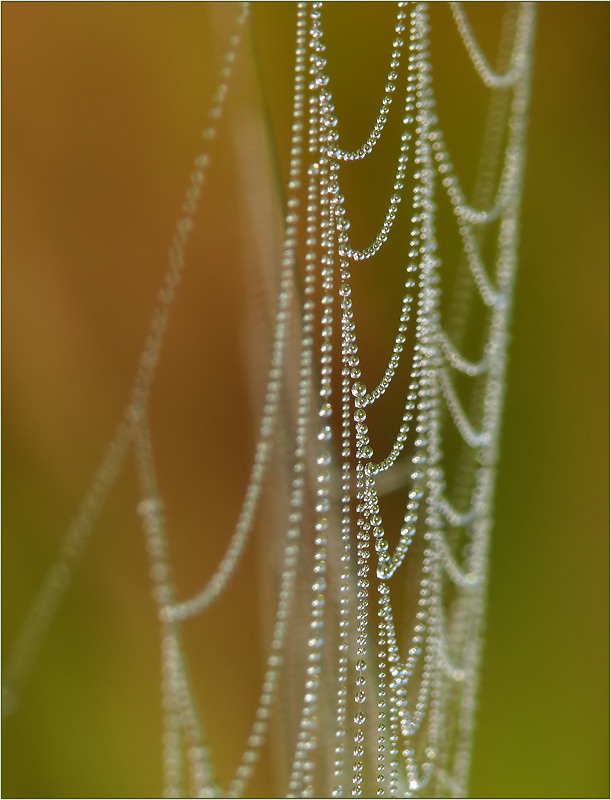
3,3 -> 608,797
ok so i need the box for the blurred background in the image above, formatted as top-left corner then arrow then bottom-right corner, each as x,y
3,3 -> 608,798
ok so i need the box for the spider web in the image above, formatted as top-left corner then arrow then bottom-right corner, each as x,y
3,3 -> 536,798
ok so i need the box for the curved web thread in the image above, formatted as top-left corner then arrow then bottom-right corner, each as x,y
4,3 -> 536,798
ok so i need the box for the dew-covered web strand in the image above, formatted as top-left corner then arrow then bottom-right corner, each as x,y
436,2 -> 521,543
449,1 -> 533,90
134,417 -> 218,798
331,3 -> 409,163
5,3 -> 537,798
165,1 -> 311,624
2,419 -> 131,716
2,1 -> 250,719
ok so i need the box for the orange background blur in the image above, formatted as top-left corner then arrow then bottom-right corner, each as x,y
3,3 -> 608,798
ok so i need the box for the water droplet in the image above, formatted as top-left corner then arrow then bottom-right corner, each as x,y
354,711 -> 365,725
355,691 -> 366,704
319,403 -> 332,418
338,283 -> 351,297
318,425 -> 332,441
137,498 -> 161,517
352,382 -> 366,398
